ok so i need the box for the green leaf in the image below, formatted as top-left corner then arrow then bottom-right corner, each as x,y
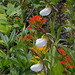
34,4 -> 41,8
2,5 -> 7,10
0,49 -> 6,58
25,28 -> 29,34
7,7 -> 15,15
9,30 -> 16,42
51,45 -> 59,67
0,5 -> 5,14
0,60 -> 2,68
9,10 -> 19,17
10,56 -> 26,70
0,24 -> 11,34
73,39 -> 75,51
27,52 -> 32,62
0,14 -> 7,21
10,45 -> 22,53
0,19 -> 8,24
15,5 -> 20,10
5,35 -> 9,42
49,19 -> 55,37
0,41 -> 6,46
13,24 -> 19,28
34,0 -> 40,4
57,25 -> 74,40
2,56 -> 9,66
51,0 -> 60,7
10,57 -> 22,67
7,3 -> 14,8
0,32 -> 8,46
52,61 -> 65,75
46,33 -> 55,39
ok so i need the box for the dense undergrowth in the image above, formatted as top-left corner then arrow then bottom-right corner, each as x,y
0,0 -> 75,75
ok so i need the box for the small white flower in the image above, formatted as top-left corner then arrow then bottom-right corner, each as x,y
35,38 -> 47,47
30,64 -> 43,72
39,7 -> 51,16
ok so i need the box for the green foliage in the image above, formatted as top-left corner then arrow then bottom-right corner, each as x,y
57,25 -> 74,40
0,30 -> 16,46
0,5 -> 5,14
0,49 -> 6,58
0,24 -> 11,34
52,61 -> 65,75
0,0 -> 75,75
34,0 -> 40,4
51,0 -> 60,7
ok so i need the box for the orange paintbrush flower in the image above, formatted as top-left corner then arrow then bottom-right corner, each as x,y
66,55 -> 71,64
27,26 -> 32,30
60,55 -> 74,68
61,8 -> 65,12
59,47 -> 66,55
66,64 -> 74,68
18,36 -> 22,39
28,15 -> 47,27
23,34 -> 33,41
24,1 -> 28,4
65,4 -> 68,7
60,60 -> 67,65
20,3 -> 22,6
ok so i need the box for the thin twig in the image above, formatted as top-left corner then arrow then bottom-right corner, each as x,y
24,8 -> 35,23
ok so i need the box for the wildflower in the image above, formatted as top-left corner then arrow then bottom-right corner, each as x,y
30,59 -> 37,63
20,3 -> 22,6
31,44 -> 48,55
33,31 -> 35,35
59,47 -> 66,55
16,16 -> 19,19
23,34 -> 33,41
39,7 -> 51,16
65,4 -> 68,7
27,26 -> 32,30
45,29 -> 49,32
37,71 -> 44,75
67,19 -> 69,22
31,35 -> 48,55
35,38 -> 47,47
66,56 -> 71,64
28,15 -> 47,27
27,34 -> 33,40
30,56 -> 40,63
18,36 -> 22,39
60,60 -> 67,65
24,1 -> 28,4
61,8 -> 65,12
30,63 -> 43,72
66,64 -> 74,68
72,18 -> 74,20
60,55 -> 74,68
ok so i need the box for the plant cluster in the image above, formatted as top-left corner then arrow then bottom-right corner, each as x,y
0,0 -> 75,75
